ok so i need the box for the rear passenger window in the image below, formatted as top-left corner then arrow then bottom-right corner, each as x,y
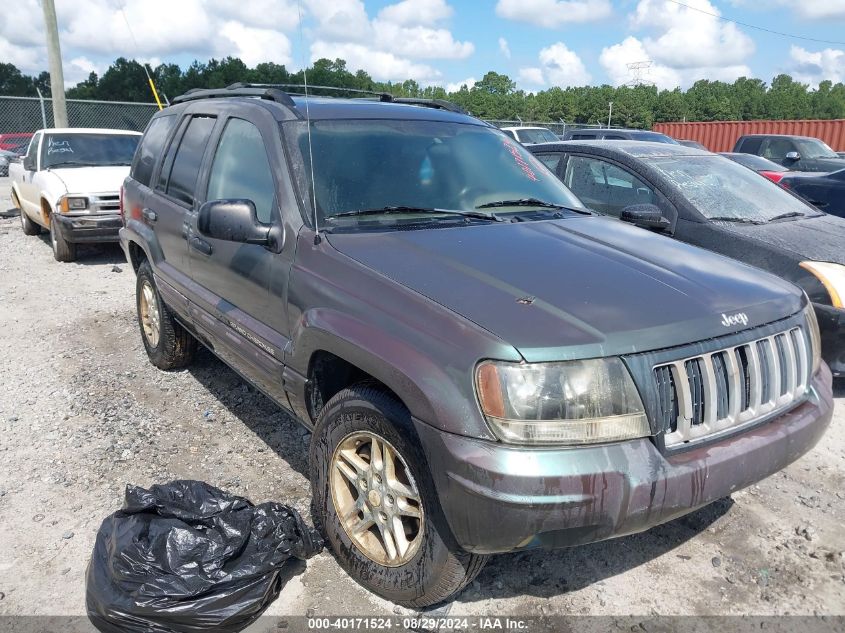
132,115 -> 177,187
165,116 -> 216,206
206,119 -> 276,223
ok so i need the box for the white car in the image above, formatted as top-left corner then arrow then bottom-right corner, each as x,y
10,127 -> 141,262
500,126 -> 560,145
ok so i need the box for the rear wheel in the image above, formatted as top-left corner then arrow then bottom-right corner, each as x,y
19,209 -> 41,236
49,217 -> 76,262
136,260 -> 196,370
310,384 -> 488,607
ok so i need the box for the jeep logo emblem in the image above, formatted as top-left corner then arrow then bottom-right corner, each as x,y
721,312 -> 749,328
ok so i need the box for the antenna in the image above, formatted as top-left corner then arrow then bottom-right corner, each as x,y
625,61 -> 655,88
296,0 -> 320,243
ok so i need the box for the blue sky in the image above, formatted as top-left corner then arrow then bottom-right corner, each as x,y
3,0 -> 845,91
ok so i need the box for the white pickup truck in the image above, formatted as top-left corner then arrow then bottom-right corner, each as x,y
10,127 -> 141,262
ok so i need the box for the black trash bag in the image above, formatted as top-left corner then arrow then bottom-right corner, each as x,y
86,480 -> 323,633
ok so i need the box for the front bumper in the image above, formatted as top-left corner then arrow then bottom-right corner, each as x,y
414,364 -> 834,555
52,213 -> 122,244
815,303 -> 845,378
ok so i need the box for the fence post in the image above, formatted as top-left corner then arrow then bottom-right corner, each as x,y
35,88 -> 48,129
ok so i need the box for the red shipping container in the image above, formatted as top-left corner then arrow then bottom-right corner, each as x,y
653,120 -> 845,153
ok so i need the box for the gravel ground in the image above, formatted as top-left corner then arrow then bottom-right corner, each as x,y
0,175 -> 843,620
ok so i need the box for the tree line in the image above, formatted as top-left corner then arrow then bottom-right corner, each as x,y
2,56 -> 845,127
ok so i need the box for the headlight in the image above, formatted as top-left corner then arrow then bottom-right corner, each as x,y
475,358 -> 650,445
803,302 -> 822,375
799,261 -> 845,309
59,196 -> 88,213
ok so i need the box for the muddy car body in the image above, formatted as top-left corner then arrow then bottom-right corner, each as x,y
120,86 -> 833,607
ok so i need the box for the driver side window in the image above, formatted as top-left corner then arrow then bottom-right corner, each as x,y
25,133 -> 41,168
761,138 -> 795,161
563,155 -> 656,217
206,118 -> 276,223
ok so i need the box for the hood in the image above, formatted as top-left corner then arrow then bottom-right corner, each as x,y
712,214 -> 845,264
326,218 -> 803,362
806,158 -> 845,171
48,165 -> 130,194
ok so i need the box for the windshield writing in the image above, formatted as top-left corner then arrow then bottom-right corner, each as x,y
42,133 -> 140,168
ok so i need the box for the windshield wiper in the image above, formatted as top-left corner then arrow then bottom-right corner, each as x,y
766,212 -> 805,222
708,216 -> 765,225
476,198 -> 592,215
327,206 -> 507,222
47,161 -> 102,168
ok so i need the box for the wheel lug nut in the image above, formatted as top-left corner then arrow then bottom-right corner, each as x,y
386,495 -> 394,505
374,475 -> 382,484
379,512 -> 388,522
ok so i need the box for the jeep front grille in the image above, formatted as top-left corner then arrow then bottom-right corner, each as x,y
653,327 -> 809,447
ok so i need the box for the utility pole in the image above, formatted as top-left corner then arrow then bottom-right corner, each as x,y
42,0 -> 68,128
607,101 -> 613,128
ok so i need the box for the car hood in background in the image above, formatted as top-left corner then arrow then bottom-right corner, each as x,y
802,158 -> 845,171
710,214 -> 845,264
327,218 -> 803,362
48,165 -> 131,194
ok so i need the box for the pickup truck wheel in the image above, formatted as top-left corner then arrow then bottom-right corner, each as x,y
49,218 -> 76,262
136,260 -> 196,370
20,209 -> 41,236
311,384 -> 488,607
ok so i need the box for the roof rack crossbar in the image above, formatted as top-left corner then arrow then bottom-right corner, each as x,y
170,86 -> 297,110
391,98 -> 467,114
227,82 -> 394,101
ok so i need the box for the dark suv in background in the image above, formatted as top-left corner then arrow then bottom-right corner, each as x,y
734,134 -> 845,172
119,84 -> 833,607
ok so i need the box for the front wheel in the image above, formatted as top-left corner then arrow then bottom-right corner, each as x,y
310,384 -> 488,608
136,260 -> 196,370
20,209 -> 41,236
49,217 -> 76,262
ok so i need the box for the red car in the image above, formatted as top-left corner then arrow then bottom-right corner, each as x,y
0,132 -> 34,155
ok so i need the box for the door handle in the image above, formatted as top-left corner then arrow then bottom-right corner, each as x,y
189,235 -> 213,255
141,208 -> 157,223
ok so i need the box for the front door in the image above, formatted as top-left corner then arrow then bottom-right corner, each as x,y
186,115 -> 289,403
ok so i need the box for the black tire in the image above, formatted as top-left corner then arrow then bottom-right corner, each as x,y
49,217 -> 76,262
136,259 -> 196,370
310,383 -> 488,608
19,208 -> 41,236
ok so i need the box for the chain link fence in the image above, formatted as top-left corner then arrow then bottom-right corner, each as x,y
0,96 -> 159,135
0,95 -> 624,140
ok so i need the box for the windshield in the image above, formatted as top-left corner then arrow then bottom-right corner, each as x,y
633,132 -> 677,144
41,133 -> 140,168
285,119 -> 584,229
648,155 -> 820,223
794,138 -> 838,159
723,153 -> 784,171
517,128 -> 559,144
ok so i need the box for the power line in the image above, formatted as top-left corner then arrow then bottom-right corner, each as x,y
664,0 -> 845,47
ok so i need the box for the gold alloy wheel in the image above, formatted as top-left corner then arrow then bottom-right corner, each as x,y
139,280 -> 161,348
330,431 -> 425,567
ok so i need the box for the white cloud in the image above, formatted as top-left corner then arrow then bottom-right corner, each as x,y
65,57 -> 101,86
498,37 -> 511,59
600,0 -> 755,89
308,0 -> 472,82
517,42 -> 590,89
788,45 -> 845,86
789,0 -> 845,20
377,0 -> 453,26
220,22 -> 293,67
495,0 -> 612,28
445,76 -> 476,92
518,67 -> 545,87
310,41 -> 441,82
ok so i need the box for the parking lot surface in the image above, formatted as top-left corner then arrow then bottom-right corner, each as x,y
0,175 -> 843,618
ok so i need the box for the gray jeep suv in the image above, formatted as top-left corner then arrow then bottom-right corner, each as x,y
120,84 -> 834,607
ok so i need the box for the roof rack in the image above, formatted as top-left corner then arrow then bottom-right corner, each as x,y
170,83 -> 468,116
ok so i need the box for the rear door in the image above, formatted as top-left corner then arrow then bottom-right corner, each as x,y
150,114 -> 217,291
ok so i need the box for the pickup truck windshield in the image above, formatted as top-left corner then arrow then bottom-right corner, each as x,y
284,119 -> 584,228
794,138 -> 838,159
42,133 -> 140,169
649,155 -> 822,223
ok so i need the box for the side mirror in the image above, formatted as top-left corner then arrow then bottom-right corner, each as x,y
23,156 -> 35,171
197,199 -> 278,248
620,204 -> 671,231
784,151 -> 801,162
